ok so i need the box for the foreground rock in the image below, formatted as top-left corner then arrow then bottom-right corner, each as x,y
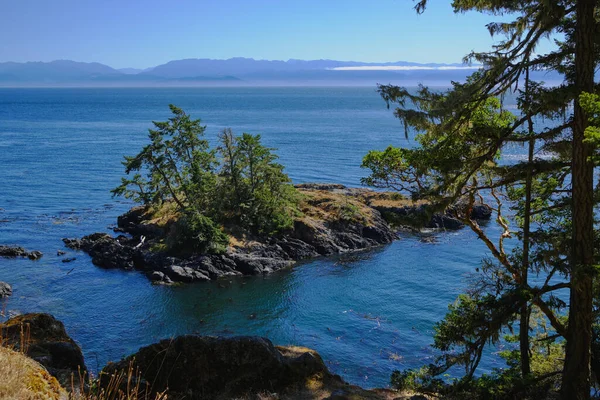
0,313 -> 87,388
64,184 -> 491,284
101,335 -> 409,400
0,245 -> 43,260
0,281 -> 12,298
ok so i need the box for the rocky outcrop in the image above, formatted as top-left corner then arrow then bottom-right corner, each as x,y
101,335 -> 403,400
0,313 -> 87,388
0,281 -> 11,298
64,184 -> 492,284
0,245 -> 43,260
64,185 -> 398,284
370,198 -> 492,230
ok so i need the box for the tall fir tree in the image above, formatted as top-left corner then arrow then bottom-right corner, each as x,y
363,1 -> 599,397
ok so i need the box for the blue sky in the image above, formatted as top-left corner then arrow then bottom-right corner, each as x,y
0,0 -> 556,69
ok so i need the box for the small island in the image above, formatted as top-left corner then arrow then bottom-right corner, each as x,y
62,106 -> 490,284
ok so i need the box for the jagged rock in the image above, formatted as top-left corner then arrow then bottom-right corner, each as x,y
163,265 -> 210,282
117,206 -> 165,238
229,253 -> 294,275
63,233 -> 135,270
0,245 -> 43,260
0,313 -> 87,388
0,245 -> 28,257
61,257 -> 76,263
0,281 -> 12,298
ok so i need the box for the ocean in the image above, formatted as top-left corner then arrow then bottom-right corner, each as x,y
0,87 -> 504,388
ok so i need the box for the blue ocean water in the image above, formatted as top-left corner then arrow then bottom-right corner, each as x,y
0,87 -> 501,388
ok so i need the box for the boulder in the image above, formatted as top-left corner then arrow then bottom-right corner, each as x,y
163,265 -> 210,283
471,204 -> 493,220
0,281 -> 12,298
101,336 -> 337,399
27,250 -> 43,260
426,214 -> 464,230
0,313 -> 86,388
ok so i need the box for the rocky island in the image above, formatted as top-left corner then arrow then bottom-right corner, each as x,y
63,183 -> 490,285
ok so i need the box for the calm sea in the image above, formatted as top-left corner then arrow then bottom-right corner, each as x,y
0,87 -> 503,387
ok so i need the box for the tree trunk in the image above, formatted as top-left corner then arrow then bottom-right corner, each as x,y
561,0 -> 597,398
520,66 -> 534,378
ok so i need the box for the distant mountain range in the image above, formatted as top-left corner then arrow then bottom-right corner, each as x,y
0,58 -> 562,87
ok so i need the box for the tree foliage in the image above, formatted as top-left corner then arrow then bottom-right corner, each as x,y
112,105 -> 299,252
216,129 -> 299,235
363,0 -> 599,398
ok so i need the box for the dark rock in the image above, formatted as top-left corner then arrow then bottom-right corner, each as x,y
149,271 -> 165,282
0,313 -> 87,388
471,204 -> 493,220
163,265 -> 210,282
117,206 -> 165,237
0,245 -> 43,260
57,250 -> 66,256
295,183 -> 346,190
229,253 -> 294,275
61,257 -> 76,263
0,281 -> 12,298
63,233 -> 136,270
0,245 -> 27,257
426,213 -> 464,230
27,250 -> 43,260
101,336 -> 336,399
148,271 -> 174,285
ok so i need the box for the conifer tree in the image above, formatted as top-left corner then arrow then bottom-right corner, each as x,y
363,1 -> 598,397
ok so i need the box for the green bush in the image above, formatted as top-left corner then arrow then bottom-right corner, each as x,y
113,106 -> 301,254
166,211 -> 228,255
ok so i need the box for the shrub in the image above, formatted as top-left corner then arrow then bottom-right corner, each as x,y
166,211 -> 228,255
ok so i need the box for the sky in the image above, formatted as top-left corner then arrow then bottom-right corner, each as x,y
0,0 -> 557,69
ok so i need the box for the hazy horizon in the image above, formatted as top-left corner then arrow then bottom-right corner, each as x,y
0,1 -> 559,69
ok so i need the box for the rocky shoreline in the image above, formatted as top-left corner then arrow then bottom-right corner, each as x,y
0,313 -> 424,399
62,183 -> 490,285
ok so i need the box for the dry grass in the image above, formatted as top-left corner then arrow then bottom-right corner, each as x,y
0,346 -> 67,400
73,361 -> 167,400
356,190 -> 425,209
1,321 -> 167,400
144,202 -> 180,228
298,189 -> 375,226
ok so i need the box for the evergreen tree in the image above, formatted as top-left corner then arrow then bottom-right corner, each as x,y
362,1 -> 599,397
